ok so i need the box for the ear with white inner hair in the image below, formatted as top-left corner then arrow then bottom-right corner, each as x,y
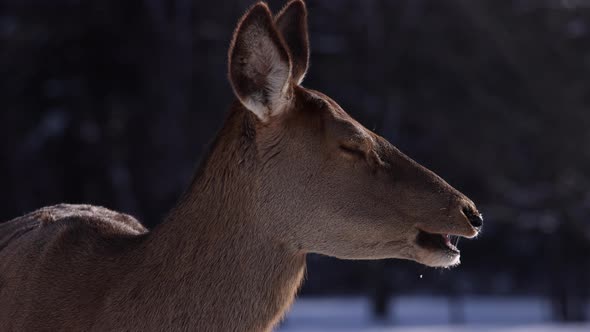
275,0 -> 310,85
228,2 -> 293,122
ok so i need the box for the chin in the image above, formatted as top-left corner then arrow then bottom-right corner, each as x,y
416,248 -> 461,268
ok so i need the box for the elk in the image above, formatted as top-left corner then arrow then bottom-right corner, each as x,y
0,1 -> 482,331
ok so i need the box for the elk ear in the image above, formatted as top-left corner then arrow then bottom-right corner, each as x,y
275,0 -> 309,85
228,2 -> 293,122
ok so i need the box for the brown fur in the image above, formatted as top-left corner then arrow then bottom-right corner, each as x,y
0,1 -> 481,331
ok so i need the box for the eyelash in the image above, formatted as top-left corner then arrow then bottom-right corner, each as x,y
339,145 -> 366,159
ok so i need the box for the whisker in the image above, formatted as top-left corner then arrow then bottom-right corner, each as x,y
453,236 -> 460,248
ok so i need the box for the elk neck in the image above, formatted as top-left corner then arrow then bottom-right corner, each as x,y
129,104 -> 306,330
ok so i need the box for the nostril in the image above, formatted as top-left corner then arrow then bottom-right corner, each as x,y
462,207 -> 483,228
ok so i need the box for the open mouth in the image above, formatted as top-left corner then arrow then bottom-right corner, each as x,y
416,230 -> 461,254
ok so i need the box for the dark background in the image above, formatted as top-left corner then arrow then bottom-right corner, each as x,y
1,0 -> 589,323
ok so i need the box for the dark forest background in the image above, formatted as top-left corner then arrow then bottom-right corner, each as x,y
1,0 -> 590,323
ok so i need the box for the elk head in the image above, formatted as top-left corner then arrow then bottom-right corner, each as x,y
227,0 -> 482,267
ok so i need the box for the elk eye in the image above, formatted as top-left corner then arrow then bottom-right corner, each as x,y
339,144 -> 366,159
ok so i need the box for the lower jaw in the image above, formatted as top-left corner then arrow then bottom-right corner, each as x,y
420,249 -> 461,267
415,236 -> 461,267
440,254 -> 461,267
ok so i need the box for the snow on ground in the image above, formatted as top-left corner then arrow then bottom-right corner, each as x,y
278,296 -> 590,332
